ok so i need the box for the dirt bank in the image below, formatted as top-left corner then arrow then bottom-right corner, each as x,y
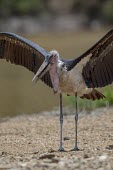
0,107 -> 113,169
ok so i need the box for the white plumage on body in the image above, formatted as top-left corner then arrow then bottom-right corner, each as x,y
58,53 -> 92,96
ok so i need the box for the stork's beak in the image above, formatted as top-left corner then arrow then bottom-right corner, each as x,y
32,59 -> 50,82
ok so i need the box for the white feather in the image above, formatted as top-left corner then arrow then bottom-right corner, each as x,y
58,54 -> 92,96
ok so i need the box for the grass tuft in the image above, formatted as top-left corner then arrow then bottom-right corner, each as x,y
64,86 -> 113,111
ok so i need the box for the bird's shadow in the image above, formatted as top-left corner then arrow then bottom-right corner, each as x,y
52,148 -> 84,153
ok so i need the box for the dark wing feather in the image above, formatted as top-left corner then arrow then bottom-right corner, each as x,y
76,29 -> 113,88
0,32 -> 53,88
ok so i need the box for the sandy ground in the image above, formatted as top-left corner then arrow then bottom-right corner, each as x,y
0,107 -> 113,169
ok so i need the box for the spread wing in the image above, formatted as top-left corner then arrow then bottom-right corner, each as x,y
0,32 -> 53,88
77,29 -> 113,88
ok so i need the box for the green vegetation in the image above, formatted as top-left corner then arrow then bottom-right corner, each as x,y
0,0 -> 113,24
0,0 -> 44,17
65,86 -> 113,111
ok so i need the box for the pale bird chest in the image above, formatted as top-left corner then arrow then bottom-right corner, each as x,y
57,55 -> 92,95
59,68 -> 84,94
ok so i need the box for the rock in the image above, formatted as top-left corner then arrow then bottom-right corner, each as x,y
58,160 -> 65,168
43,158 -> 53,163
39,153 -> 55,159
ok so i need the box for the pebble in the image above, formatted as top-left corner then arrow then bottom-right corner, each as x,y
84,154 -> 89,159
48,148 -> 55,153
63,137 -> 70,141
105,145 -> 113,150
99,155 -> 108,161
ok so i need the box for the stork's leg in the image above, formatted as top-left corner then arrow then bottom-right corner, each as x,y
58,93 -> 64,152
72,92 -> 79,151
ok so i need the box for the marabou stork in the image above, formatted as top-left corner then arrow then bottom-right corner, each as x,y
0,30 -> 113,151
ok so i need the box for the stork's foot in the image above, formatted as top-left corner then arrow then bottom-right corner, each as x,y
71,147 -> 79,151
58,147 -> 65,152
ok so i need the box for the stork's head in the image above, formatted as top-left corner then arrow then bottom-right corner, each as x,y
32,50 -> 60,93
